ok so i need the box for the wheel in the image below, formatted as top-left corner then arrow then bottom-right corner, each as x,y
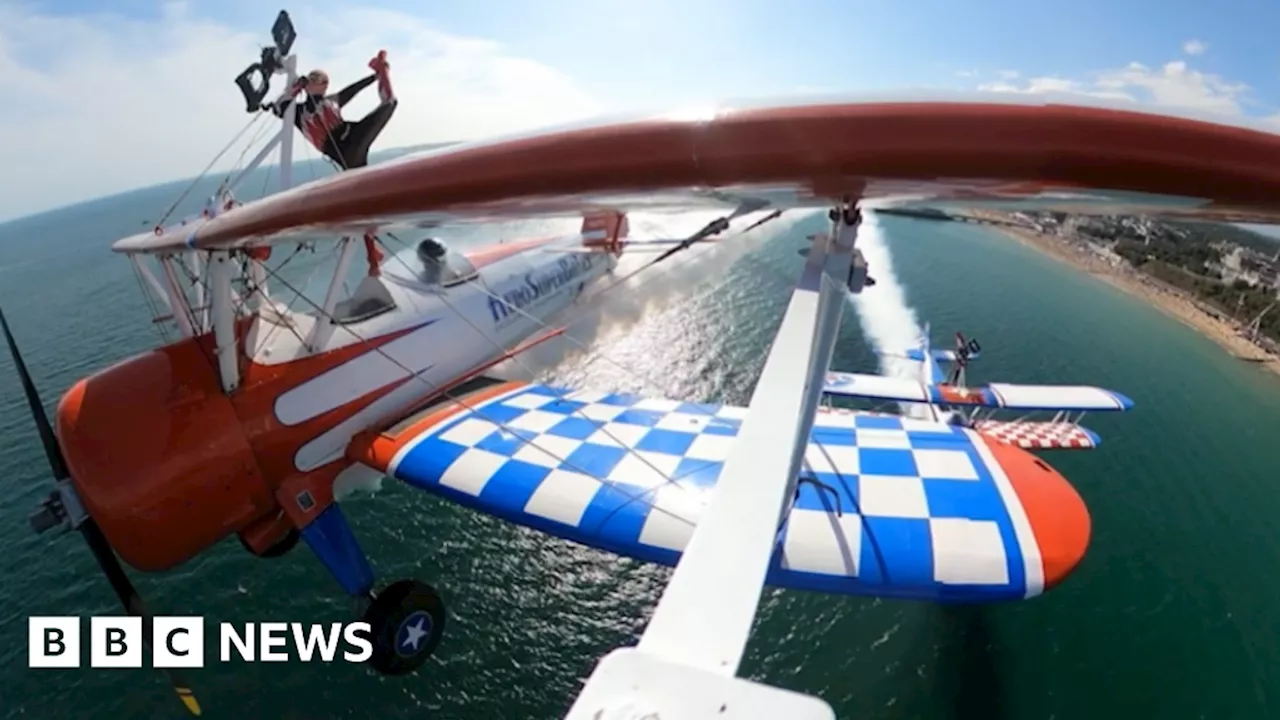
238,527 -> 300,558
362,579 -> 446,675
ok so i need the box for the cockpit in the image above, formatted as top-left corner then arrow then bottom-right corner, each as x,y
415,238 -> 477,287
329,236 -> 480,326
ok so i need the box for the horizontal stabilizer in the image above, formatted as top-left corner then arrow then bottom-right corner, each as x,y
823,371 -> 1133,411
973,420 -> 1100,450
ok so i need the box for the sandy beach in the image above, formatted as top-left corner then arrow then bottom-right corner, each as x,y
962,211 -> 1280,379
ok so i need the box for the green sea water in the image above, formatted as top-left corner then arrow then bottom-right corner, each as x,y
0,176 -> 1278,719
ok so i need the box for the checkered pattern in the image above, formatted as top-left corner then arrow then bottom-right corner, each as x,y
973,420 -> 1099,450
390,383 -> 1034,602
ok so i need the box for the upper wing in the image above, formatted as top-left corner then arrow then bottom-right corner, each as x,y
114,97 -> 1280,255
822,371 -> 1134,411
112,218 -> 350,255
346,379 -> 1090,602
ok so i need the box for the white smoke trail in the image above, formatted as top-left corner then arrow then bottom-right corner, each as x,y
843,210 -> 931,419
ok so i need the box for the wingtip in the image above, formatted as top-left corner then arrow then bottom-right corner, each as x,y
980,436 -> 1092,593
1081,426 -> 1102,447
1110,391 -> 1135,410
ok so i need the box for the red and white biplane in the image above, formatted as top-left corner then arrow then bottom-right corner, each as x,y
10,9 -> 1280,719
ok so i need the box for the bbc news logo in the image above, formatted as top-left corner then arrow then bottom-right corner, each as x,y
29,617 -> 372,667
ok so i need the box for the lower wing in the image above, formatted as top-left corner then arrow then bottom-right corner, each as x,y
347,379 -> 1092,602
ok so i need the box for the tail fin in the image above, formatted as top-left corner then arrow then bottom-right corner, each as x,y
581,210 -> 629,255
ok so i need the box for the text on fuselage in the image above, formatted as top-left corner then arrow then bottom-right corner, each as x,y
488,255 -> 595,323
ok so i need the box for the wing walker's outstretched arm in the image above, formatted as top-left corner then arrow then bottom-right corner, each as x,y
266,71 -> 374,119
268,77 -> 308,126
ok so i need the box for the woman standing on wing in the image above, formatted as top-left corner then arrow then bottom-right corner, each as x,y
274,51 -> 397,170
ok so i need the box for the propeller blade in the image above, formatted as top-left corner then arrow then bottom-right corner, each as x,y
80,520 -> 203,716
1,304 -> 202,716
0,306 -> 70,480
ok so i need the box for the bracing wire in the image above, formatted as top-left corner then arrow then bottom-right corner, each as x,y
151,79 -> 867,533
254,258 -> 710,530
352,209 -> 839,530
154,110 -> 269,228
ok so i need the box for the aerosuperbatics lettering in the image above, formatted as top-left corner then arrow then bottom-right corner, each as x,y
488,254 -> 595,323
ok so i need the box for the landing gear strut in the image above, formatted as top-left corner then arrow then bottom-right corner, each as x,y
362,579 -> 447,675
299,503 -> 447,675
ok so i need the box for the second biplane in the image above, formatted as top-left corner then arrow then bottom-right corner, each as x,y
12,8 -> 1280,719
824,322 -> 1132,448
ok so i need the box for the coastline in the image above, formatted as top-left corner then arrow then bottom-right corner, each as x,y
967,213 -> 1280,379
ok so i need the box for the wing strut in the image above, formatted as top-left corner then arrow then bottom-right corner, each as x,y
564,201 -> 859,719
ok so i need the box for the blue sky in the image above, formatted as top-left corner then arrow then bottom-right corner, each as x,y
420,0 -> 1280,113
3,0 -> 1280,219
36,0 -> 1271,113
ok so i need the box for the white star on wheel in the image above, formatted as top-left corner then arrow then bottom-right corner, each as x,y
401,618 -> 428,651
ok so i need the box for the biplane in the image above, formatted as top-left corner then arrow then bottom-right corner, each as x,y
824,322 -> 1133,448
10,8 -> 1280,719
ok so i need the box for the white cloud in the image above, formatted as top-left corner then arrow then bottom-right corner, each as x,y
978,76 -> 1133,101
1095,60 -> 1246,115
1183,39 -> 1207,56
978,59 -> 1257,117
0,2 -> 602,221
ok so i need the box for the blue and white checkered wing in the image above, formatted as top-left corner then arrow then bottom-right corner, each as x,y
374,383 -> 1061,602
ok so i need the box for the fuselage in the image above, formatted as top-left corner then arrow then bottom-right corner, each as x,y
55,232 -> 617,572
256,237 -> 615,473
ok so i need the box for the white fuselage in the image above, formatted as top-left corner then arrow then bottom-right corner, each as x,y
246,236 -> 617,472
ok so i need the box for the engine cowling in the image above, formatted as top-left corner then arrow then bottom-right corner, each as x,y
56,336 -> 275,571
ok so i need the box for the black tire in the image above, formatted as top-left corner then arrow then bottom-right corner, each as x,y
362,579 -> 446,676
238,527 -> 300,558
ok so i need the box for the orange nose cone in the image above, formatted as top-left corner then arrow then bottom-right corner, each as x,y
56,341 -> 273,572
980,436 -> 1092,591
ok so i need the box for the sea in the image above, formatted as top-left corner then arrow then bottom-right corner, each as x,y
2,149 -> 1280,720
